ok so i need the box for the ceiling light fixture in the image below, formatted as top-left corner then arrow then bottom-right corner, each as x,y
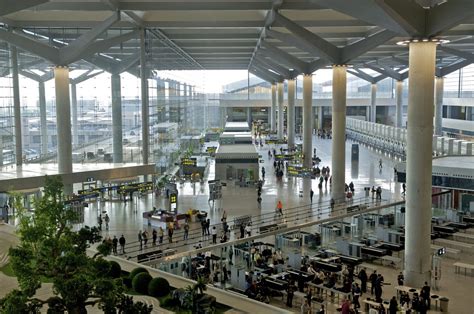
396,38 -> 450,46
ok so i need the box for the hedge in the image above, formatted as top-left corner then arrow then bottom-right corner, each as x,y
108,261 -> 122,278
129,267 -> 149,280
132,272 -> 152,294
148,277 -> 170,297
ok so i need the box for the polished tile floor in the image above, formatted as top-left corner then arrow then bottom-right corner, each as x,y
81,136 -> 403,252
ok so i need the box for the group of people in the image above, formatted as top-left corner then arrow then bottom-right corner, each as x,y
97,213 -> 110,231
317,129 -> 332,139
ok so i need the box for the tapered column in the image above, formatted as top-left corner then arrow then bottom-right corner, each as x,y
140,29 -> 149,165
317,106 -> 323,130
111,74 -> 123,163
434,77 -> 444,136
302,74 -> 313,168
395,80 -> 403,128
404,41 -> 437,287
10,45 -> 22,166
277,82 -> 284,140
271,83 -> 277,132
54,66 -> 73,176
370,83 -> 377,123
70,83 -> 79,146
331,65 -> 347,202
38,81 -> 48,156
287,79 -> 296,149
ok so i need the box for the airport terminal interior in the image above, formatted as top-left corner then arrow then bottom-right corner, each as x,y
1,1 -> 474,313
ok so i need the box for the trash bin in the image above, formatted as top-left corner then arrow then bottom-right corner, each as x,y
439,297 -> 449,312
364,187 -> 370,197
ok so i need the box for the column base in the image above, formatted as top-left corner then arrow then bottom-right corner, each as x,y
404,269 -> 431,288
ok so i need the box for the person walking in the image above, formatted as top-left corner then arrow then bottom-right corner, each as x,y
206,219 -> 211,235
397,272 -> 404,286
421,281 -> 431,309
245,224 -> 251,237
159,226 -> 164,244
152,229 -> 157,246
119,234 -> 126,254
168,222 -> 174,243
97,214 -> 103,231
211,226 -> 217,244
201,219 -> 206,236
104,214 -> 110,230
358,268 -> 368,293
286,280 -> 296,308
389,296 -> 398,314
112,236 -> 118,255
142,230 -> 148,247
184,222 -> 190,240
276,200 -> 283,216
353,283 -> 361,310
138,231 -> 143,250
369,270 -> 377,295
310,190 -> 314,203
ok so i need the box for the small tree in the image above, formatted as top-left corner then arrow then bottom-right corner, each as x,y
0,176 -> 152,313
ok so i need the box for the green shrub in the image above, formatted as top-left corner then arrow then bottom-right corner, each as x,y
160,295 -> 178,308
129,267 -> 149,280
148,277 -> 170,297
108,261 -> 122,278
132,272 -> 152,294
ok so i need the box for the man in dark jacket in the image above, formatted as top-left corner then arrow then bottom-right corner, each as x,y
119,235 -> 126,254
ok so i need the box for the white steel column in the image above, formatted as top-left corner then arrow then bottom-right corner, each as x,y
38,81 -> 48,156
111,74 -> 123,163
183,83 -> 188,132
302,74 -> 313,168
277,82 -> 284,140
331,65 -> 347,202
395,80 -> 403,128
287,79 -> 296,149
70,83 -> 79,146
54,66 -> 73,177
434,76 -> 444,136
10,45 -> 22,166
404,41 -> 437,287
370,83 -> 377,123
140,29 -> 149,165
271,83 -> 277,132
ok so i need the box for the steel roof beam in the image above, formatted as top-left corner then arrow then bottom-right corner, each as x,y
438,46 -> 474,62
78,30 -> 139,60
0,29 -> 59,64
437,59 -> 471,77
59,12 -> 120,65
0,0 -> 48,16
265,29 -> 320,58
259,41 -> 308,74
340,30 -> 396,64
249,67 -> 277,84
427,0 -> 474,36
253,55 -> 292,79
272,10 -> 339,63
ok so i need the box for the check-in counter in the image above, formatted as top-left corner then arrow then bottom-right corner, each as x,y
361,246 -> 387,257
314,260 -> 342,273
